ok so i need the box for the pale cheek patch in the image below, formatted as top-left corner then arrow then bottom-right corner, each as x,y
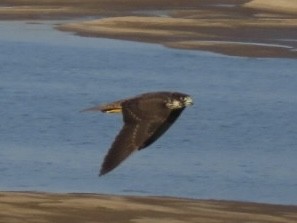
166,100 -> 183,109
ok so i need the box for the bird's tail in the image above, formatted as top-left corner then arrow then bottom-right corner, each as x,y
81,100 -> 124,113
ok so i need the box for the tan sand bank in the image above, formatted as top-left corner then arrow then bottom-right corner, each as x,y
0,0 -> 297,58
244,0 -> 297,14
0,192 -> 297,223
0,0 -> 205,19
58,15 -> 297,58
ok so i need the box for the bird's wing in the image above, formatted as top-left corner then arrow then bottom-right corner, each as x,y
99,106 -> 158,175
99,122 -> 141,176
99,109 -> 185,175
140,108 -> 184,149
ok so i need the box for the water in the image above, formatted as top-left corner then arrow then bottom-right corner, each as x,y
0,21 -> 296,205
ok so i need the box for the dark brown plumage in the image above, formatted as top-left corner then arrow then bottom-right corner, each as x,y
83,91 -> 193,176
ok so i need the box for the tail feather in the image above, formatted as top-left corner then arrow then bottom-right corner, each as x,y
81,100 -> 125,113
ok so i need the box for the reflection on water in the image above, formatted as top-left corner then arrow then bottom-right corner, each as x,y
0,21 -> 296,205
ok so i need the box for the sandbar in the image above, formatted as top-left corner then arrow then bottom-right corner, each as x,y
0,191 -> 297,223
0,0 -> 296,58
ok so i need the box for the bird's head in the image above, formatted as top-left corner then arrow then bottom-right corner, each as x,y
165,92 -> 193,110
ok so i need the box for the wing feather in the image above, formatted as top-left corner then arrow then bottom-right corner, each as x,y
99,123 -> 139,176
100,106 -> 153,175
140,108 -> 184,149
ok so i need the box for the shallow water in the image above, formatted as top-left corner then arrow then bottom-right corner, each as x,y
0,21 -> 296,205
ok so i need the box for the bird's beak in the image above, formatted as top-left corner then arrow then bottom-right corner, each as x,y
184,96 -> 193,106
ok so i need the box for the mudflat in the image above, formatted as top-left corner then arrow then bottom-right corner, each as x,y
1,0 -> 296,58
0,192 -> 297,223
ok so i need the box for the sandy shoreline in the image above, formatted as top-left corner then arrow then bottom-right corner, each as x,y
245,0 -> 297,14
0,0 -> 296,58
1,191 -> 296,223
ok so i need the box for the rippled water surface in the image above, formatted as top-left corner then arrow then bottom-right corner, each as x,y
0,21 -> 296,204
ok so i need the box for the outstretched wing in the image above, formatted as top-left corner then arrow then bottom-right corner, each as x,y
140,108 -> 184,149
99,122 -> 140,176
100,103 -> 173,176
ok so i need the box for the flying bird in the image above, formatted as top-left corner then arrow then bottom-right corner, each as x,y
83,91 -> 193,176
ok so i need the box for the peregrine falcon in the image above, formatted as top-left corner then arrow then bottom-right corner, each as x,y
83,91 -> 193,176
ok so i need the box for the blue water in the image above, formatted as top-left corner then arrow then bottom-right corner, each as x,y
0,21 -> 296,205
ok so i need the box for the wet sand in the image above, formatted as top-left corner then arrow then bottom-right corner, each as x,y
0,0 -> 296,58
1,192 -> 297,223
